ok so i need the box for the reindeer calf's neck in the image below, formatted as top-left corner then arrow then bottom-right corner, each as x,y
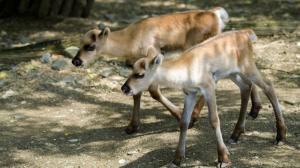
101,29 -> 135,58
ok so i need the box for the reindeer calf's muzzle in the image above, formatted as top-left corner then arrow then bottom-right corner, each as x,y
72,57 -> 82,67
121,83 -> 131,95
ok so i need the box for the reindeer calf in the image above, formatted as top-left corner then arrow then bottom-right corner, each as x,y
72,7 -> 262,134
121,29 -> 287,167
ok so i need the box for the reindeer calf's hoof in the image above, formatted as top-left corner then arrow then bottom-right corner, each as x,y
125,124 -> 139,134
217,161 -> 231,168
167,162 -> 180,168
228,138 -> 237,145
188,118 -> 197,129
248,104 -> 262,119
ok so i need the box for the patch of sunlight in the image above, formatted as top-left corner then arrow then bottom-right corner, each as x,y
244,131 -> 274,139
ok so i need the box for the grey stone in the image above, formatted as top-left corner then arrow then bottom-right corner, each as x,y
100,68 -> 114,78
14,114 -> 28,120
40,52 -> 52,64
0,30 -> 7,36
119,68 -> 131,77
51,59 -> 68,71
0,42 -> 9,49
103,14 -> 114,21
18,35 -> 30,44
68,138 -> 79,143
127,150 -> 138,155
65,46 -> 80,57
118,159 -> 126,165
2,89 -> 17,99
61,76 -> 76,84
0,80 -> 6,87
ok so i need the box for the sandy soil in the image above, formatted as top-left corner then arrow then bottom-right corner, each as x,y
0,0 -> 299,167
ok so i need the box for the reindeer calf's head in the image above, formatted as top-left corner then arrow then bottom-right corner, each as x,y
72,27 -> 110,67
121,49 -> 163,96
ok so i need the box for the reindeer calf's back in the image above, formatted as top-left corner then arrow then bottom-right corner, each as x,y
129,11 -> 220,52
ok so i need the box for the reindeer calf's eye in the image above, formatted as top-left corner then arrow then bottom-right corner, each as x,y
84,45 -> 96,51
134,73 -> 144,78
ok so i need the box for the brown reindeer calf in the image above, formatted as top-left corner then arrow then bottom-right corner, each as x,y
121,29 -> 287,167
72,7 -> 262,134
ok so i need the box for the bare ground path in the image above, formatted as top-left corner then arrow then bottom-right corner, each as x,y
0,0 -> 299,167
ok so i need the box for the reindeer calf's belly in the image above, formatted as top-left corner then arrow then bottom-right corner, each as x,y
212,70 -> 236,82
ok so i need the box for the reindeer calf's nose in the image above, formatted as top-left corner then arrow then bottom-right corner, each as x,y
72,58 -> 82,67
121,84 -> 130,94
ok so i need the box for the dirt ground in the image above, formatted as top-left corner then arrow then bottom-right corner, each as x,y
0,0 -> 299,168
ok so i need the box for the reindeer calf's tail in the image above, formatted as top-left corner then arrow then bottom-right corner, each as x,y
242,29 -> 258,42
248,29 -> 258,42
212,7 -> 229,30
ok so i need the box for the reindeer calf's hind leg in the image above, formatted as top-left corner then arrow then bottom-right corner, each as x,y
229,75 -> 252,144
248,85 -> 262,119
189,95 -> 205,128
248,67 -> 287,143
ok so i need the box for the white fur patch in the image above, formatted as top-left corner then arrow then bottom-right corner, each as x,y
213,7 -> 229,30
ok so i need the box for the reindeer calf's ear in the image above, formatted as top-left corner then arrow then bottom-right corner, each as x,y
154,54 -> 163,65
99,27 -> 110,37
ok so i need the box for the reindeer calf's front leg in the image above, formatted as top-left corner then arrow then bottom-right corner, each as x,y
148,84 -> 182,121
173,92 -> 197,166
125,92 -> 142,134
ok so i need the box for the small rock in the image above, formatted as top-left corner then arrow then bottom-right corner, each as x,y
100,68 -> 114,78
118,159 -> 126,165
2,89 -> 17,99
0,80 -> 6,87
119,68 -> 131,77
40,52 -> 52,64
14,114 -> 28,120
61,76 -> 76,84
0,30 -> 7,36
297,42 -> 300,47
127,150 -> 138,155
0,42 -> 9,48
20,101 -> 27,105
68,138 -> 79,143
103,14 -> 114,21
51,59 -> 68,71
109,75 -> 124,81
18,35 -> 30,44
65,46 -> 79,57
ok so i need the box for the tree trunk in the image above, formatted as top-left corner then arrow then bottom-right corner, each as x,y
18,0 -> 31,14
49,0 -> 64,17
0,0 -> 19,17
60,0 -> 74,17
82,0 -> 94,18
70,0 -> 86,17
0,0 -> 94,18
29,0 -> 41,15
38,0 -> 51,17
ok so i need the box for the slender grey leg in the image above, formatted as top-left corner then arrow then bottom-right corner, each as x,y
125,92 -> 142,134
229,75 -> 252,144
148,84 -> 181,121
172,91 -> 197,166
248,67 -> 287,143
201,84 -> 231,167
248,85 -> 262,119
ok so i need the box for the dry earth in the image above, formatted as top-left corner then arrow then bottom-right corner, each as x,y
0,0 -> 299,168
